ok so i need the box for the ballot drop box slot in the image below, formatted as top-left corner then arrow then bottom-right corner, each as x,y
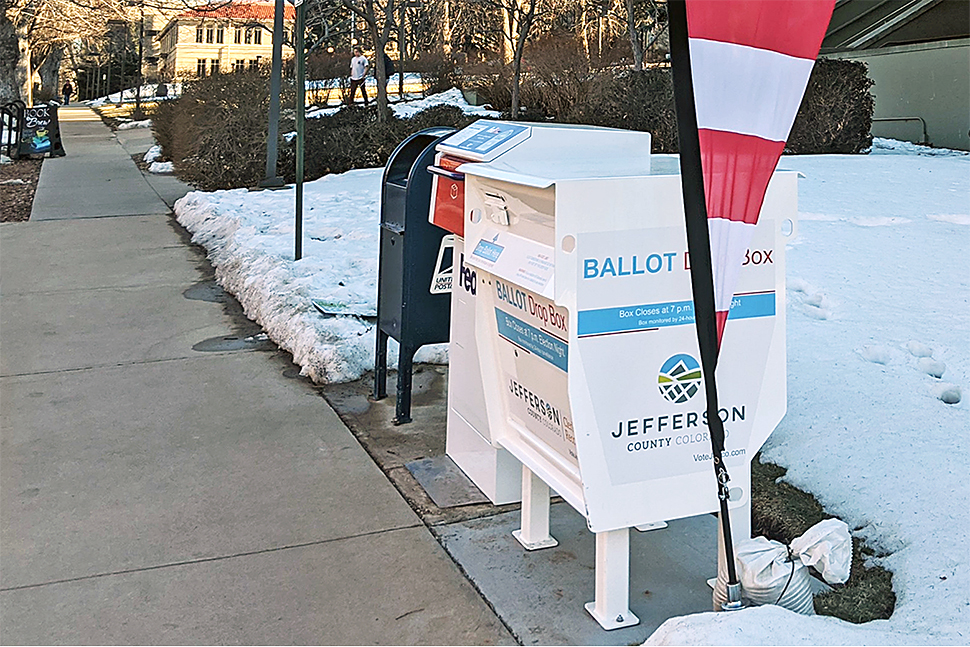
431,120 -> 797,630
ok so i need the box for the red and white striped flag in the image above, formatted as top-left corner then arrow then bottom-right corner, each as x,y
685,0 -> 835,345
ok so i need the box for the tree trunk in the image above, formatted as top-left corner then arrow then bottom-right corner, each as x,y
625,0 -> 644,71
441,0 -> 451,56
509,0 -> 534,119
0,12 -> 22,103
38,45 -> 64,97
501,5 -> 513,64
368,20 -> 390,123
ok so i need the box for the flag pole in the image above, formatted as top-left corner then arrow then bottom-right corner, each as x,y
667,0 -> 742,609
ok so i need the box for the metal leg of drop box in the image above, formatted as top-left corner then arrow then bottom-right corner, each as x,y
373,328 -> 388,401
394,343 -> 415,424
513,465 -> 558,550
585,528 -> 639,630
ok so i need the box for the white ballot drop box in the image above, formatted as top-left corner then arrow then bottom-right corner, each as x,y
429,121 -> 797,629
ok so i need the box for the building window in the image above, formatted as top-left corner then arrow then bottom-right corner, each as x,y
196,26 -> 204,43
253,28 -> 261,45
233,59 -> 245,73
244,28 -> 252,44
216,27 -> 224,44
196,58 -> 207,77
249,58 -> 261,71
234,27 -> 242,44
205,27 -> 213,43
210,59 -> 220,75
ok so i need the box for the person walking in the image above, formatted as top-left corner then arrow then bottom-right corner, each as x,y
349,47 -> 369,106
62,81 -> 73,105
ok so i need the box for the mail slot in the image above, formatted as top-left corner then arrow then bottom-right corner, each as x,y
428,155 -> 467,237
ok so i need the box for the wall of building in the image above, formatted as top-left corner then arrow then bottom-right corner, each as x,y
158,19 -> 292,81
835,38 -> 970,150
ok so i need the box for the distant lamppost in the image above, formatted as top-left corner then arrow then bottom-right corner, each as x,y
259,0 -> 287,188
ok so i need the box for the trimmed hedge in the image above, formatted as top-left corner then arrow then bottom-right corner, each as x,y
276,104 -> 478,182
155,55 -> 873,191
153,71 -> 478,190
787,58 -> 874,154
479,57 -> 874,155
152,70 -> 295,191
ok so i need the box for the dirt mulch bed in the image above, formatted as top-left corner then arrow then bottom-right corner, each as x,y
1,157 -> 43,222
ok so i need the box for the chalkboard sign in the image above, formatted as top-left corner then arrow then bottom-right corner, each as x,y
18,105 -> 65,158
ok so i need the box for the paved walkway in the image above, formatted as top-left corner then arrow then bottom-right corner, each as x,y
0,107 -> 513,645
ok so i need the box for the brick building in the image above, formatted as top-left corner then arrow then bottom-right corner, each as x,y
156,1 -> 295,81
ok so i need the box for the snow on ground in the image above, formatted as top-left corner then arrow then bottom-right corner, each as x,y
305,87 -> 500,120
89,83 -> 180,106
175,168 -> 447,383
174,135 -> 969,644
116,119 -> 152,130
148,161 -> 173,174
143,144 -> 162,163
650,148 -> 969,645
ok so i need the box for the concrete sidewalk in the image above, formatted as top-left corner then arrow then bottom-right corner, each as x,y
0,107 -> 513,645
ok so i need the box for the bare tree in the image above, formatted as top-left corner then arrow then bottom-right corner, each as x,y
624,0 -> 665,70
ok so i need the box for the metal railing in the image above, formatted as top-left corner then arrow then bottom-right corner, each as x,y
1,100 -> 26,159
872,116 -> 928,144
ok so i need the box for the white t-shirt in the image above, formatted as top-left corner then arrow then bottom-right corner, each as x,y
350,55 -> 369,80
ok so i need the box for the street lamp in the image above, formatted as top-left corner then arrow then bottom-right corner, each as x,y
259,0 -> 286,188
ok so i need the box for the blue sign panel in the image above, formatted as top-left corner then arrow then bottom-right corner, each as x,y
453,123 -> 529,155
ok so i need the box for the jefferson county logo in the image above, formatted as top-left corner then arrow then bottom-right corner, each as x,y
658,354 -> 702,404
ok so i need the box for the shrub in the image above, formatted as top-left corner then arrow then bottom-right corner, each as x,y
151,70 -> 295,191
787,58 -> 874,154
307,50 -> 351,106
517,34 -> 595,120
278,103 -> 478,180
565,58 -> 871,155
566,68 -> 679,152
414,52 -> 463,96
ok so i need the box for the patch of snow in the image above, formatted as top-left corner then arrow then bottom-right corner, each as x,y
905,341 -> 934,358
390,88 -> 500,119
148,161 -> 174,174
917,357 -> 946,379
871,137 -> 969,158
117,119 -> 152,130
928,213 -> 970,226
143,144 -> 162,163
305,87 -> 500,121
0,154 -> 11,165
174,168 -> 446,384
0,178 -> 25,185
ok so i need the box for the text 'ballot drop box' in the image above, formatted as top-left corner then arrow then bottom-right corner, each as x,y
434,120 -> 797,630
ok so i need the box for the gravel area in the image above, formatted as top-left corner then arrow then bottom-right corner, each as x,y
0,157 -> 42,222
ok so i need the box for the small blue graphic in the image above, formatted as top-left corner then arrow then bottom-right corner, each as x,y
473,239 -> 504,263
658,354 -> 702,404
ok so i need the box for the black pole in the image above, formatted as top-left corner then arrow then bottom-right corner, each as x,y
260,0 -> 286,188
295,1 -> 305,261
667,0 -> 741,604
135,1 -> 144,118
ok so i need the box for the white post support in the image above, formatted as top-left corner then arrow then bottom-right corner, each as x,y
585,528 -> 639,630
512,465 -> 558,550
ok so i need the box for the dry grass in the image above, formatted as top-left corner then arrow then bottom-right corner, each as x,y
752,455 -> 896,623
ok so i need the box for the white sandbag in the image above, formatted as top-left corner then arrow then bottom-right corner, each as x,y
736,536 -> 816,615
790,518 -> 852,584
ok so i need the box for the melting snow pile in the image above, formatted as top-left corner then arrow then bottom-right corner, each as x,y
175,168 -> 446,384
